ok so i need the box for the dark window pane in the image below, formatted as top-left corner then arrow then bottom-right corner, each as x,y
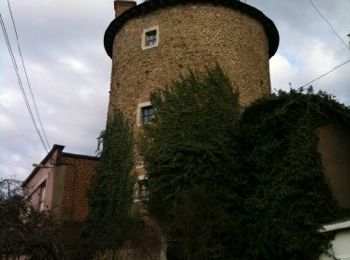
142,106 -> 154,124
145,30 -> 157,46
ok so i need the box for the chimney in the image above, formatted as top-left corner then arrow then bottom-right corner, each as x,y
114,0 -> 136,17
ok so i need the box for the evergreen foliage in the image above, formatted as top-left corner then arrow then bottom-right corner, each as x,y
80,110 -> 136,258
141,66 -> 245,259
238,89 -> 350,259
141,66 -> 350,260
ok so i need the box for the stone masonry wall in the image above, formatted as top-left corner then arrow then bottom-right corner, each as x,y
108,3 -> 271,165
60,156 -> 99,222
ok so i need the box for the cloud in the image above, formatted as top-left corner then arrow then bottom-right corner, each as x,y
270,54 -> 298,91
0,0 -> 111,180
0,0 -> 349,181
253,0 -> 350,104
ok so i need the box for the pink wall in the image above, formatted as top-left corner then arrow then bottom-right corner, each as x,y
25,150 -> 59,210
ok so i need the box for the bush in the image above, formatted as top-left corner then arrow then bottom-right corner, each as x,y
0,179 -> 65,259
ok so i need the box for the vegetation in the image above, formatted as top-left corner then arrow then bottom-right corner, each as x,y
141,66 -> 245,259
141,66 -> 350,259
0,179 -> 65,259
79,110 -> 136,258
237,88 -> 350,259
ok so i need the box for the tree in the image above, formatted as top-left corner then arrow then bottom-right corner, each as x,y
0,179 -> 65,259
141,66 -> 245,259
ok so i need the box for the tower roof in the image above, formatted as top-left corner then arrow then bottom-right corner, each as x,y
104,0 -> 279,58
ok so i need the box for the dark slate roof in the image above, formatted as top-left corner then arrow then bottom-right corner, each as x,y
104,0 -> 279,58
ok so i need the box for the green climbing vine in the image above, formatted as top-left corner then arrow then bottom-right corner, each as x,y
79,110 -> 137,259
141,66 -> 246,259
141,65 -> 350,259
237,88 -> 350,259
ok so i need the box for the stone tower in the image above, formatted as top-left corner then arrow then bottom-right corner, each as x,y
104,0 -> 279,170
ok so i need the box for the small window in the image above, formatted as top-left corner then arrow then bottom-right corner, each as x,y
137,101 -> 154,126
38,181 -> 46,211
145,30 -> 157,47
142,106 -> 154,124
141,26 -> 159,50
133,175 -> 149,203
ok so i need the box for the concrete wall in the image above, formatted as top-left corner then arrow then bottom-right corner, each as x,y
318,125 -> 350,209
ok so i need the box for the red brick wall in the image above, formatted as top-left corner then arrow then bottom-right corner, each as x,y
60,156 -> 99,222
114,0 -> 136,17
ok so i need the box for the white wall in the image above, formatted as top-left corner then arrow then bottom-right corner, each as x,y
320,229 -> 350,260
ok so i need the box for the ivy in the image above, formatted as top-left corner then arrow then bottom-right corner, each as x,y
141,66 -> 350,259
141,66 -> 245,259
79,110 -> 136,259
238,89 -> 350,259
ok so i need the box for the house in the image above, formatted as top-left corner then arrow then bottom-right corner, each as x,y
22,144 -> 99,222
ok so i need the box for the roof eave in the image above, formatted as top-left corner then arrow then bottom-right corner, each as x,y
22,144 -> 65,187
104,0 -> 279,58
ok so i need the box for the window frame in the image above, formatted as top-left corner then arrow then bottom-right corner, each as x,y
133,174 -> 149,203
137,101 -> 154,126
141,106 -> 154,125
141,25 -> 159,50
37,180 -> 47,211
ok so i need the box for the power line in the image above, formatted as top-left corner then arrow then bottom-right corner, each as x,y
308,0 -> 350,51
0,13 -> 49,153
6,0 -> 51,148
298,58 -> 350,89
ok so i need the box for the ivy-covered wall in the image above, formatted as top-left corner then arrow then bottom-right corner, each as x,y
78,110 -> 136,259
236,88 -> 350,259
79,67 -> 350,259
141,66 -> 350,259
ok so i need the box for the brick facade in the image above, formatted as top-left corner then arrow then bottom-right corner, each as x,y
59,154 -> 99,222
22,146 -> 99,223
114,0 -> 136,17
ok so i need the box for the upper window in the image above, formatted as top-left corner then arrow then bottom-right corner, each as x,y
141,26 -> 159,50
145,30 -> 157,47
38,181 -> 46,211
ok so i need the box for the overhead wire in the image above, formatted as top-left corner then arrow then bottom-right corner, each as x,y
298,58 -> 350,89
307,0 -> 350,51
0,13 -> 49,153
6,0 -> 51,148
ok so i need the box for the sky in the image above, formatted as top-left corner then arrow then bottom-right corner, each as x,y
0,0 -> 349,181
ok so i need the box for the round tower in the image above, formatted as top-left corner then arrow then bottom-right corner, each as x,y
104,0 -> 279,165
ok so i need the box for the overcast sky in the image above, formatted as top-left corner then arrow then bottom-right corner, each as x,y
1,0 -> 349,181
